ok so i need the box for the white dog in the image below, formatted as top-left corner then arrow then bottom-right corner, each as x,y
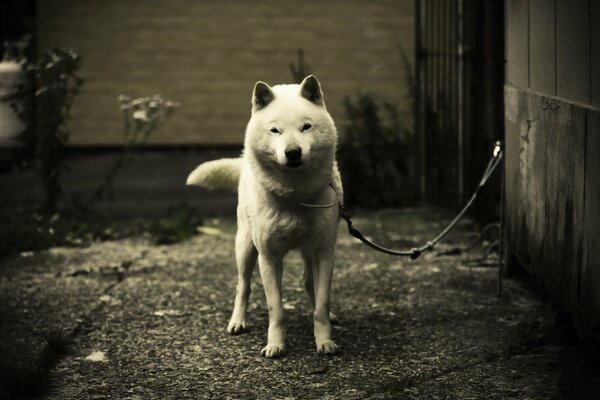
187,75 -> 343,358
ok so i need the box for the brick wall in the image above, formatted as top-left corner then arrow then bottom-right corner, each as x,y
37,0 -> 414,145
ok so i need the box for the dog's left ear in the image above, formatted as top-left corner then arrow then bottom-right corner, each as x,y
300,75 -> 324,106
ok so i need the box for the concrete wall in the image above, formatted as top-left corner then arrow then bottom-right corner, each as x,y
37,0 -> 414,146
505,0 -> 600,348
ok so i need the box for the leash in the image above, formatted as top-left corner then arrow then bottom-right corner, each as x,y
302,141 -> 504,260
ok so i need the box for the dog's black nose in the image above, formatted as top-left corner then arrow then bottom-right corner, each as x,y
285,147 -> 302,162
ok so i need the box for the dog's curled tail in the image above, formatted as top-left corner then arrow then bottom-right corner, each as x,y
185,158 -> 241,192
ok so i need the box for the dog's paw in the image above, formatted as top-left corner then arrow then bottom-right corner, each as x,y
227,320 -> 248,335
260,343 -> 286,358
316,340 -> 338,355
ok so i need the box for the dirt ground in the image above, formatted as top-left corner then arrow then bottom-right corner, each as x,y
1,208 -> 599,399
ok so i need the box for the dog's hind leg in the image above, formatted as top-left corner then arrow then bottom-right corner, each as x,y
227,225 -> 257,335
301,250 -> 338,325
301,250 -> 316,310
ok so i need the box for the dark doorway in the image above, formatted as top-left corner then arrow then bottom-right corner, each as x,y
415,0 -> 504,221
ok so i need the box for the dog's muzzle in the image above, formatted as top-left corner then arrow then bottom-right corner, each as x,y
284,147 -> 303,168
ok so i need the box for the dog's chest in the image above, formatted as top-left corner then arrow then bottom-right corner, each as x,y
254,206 -> 320,249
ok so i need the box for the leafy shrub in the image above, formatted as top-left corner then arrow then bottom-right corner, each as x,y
11,47 -> 84,212
149,206 -> 203,245
337,94 -> 416,208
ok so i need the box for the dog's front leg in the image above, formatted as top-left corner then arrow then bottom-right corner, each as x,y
227,225 -> 257,335
312,250 -> 338,355
258,253 -> 286,358
302,250 -> 339,325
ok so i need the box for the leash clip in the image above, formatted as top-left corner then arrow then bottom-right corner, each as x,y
493,141 -> 502,157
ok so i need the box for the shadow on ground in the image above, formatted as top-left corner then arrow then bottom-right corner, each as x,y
1,208 -> 599,399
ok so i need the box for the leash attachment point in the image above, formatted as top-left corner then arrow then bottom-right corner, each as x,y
337,142 -> 504,260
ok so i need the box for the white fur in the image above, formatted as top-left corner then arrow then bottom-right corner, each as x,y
186,158 -> 241,190
187,76 -> 343,358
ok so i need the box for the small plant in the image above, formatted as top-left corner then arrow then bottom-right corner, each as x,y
8,42 -> 84,212
148,206 -> 202,245
289,48 -> 311,84
337,94 -> 416,208
86,94 -> 179,206
118,94 -> 179,144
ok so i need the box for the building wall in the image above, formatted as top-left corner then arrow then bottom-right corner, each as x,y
37,0 -> 414,146
505,0 -> 600,348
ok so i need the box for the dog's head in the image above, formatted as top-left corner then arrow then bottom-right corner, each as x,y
245,75 -> 337,172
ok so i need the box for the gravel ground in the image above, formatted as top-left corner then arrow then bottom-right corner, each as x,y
1,208 -> 599,399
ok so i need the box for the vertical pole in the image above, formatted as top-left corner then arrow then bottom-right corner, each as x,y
497,151 -> 505,297
451,0 -> 458,207
457,0 -> 465,206
415,0 -> 427,202
440,0 -> 447,205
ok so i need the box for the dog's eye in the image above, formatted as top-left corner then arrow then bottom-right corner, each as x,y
270,127 -> 280,134
301,123 -> 312,132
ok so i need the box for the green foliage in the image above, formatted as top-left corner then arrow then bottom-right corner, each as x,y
149,207 -> 203,245
338,94 -> 416,208
11,47 -> 84,212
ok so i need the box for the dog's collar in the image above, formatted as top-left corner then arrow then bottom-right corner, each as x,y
298,183 -> 338,209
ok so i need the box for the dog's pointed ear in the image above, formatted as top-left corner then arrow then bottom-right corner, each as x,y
300,75 -> 324,106
252,81 -> 274,110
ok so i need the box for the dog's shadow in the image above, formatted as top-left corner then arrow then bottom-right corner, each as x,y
231,305 -> 407,360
